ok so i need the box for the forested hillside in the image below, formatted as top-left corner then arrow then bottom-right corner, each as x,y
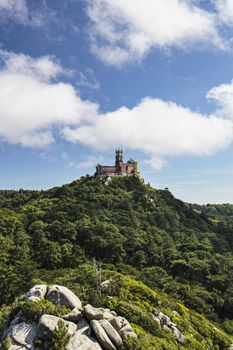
1,175 -> 233,344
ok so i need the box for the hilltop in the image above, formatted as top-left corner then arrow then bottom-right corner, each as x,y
1,175 -> 233,348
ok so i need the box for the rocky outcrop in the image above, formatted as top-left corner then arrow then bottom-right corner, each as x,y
47,285 -> 83,310
91,320 -> 117,350
62,307 -> 82,323
4,322 -> 37,350
38,314 -> 77,341
25,285 -> 47,303
153,309 -> 184,344
1,284 -> 137,350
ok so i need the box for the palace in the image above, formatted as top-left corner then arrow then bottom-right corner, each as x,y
95,150 -> 139,177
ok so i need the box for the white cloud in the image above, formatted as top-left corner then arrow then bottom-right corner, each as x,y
62,97 -> 233,169
87,0 -> 223,67
1,50 -> 233,169
77,69 -> 100,90
0,0 -> 56,28
0,0 -> 28,23
68,155 -> 104,170
215,0 -> 233,26
0,51 -> 98,148
207,80 -> 233,120
145,157 -> 168,171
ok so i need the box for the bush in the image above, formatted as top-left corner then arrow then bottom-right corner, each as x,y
20,300 -> 71,323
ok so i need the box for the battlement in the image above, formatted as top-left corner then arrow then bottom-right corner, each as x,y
95,150 -> 139,177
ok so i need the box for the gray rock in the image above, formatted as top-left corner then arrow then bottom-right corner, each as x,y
67,333 -> 102,350
84,305 -> 104,321
63,307 -> 82,323
171,325 -> 184,344
38,314 -> 77,341
25,285 -> 47,303
118,325 -> 137,340
6,322 -> 37,350
76,318 -> 92,337
47,285 -> 82,310
110,317 -> 128,332
160,314 -> 171,326
90,320 -> 116,350
162,324 -> 171,332
152,315 -> 161,327
99,319 -> 122,348
100,279 -> 112,289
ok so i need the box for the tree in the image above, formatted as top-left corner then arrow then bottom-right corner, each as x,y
49,320 -> 71,350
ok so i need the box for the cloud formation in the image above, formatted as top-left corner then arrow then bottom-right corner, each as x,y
87,0 -> 222,67
215,0 -> 233,26
1,50 -> 233,169
0,51 -> 98,147
63,98 -> 233,169
207,80 -> 233,120
0,0 -> 28,23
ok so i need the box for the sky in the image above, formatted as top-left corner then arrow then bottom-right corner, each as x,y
2,1 -> 233,203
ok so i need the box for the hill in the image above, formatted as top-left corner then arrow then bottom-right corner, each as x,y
1,175 -> 233,347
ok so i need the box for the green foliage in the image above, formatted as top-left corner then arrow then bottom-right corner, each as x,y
49,319 -> 71,350
1,175 -> 233,338
20,300 -> 71,323
0,338 -> 12,350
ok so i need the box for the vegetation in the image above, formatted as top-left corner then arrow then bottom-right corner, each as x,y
50,319 -> 71,350
1,175 -> 233,347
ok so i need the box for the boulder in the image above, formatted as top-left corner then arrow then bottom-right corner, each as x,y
152,315 -> 161,327
63,307 -> 82,323
67,332 -> 102,350
110,317 -> 128,332
118,324 -> 137,340
25,285 -> 47,302
90,320 -> 116,350
76,318 -> 92,336
38,314 -> 77,341
46,285 -> 82,310
100,279 -> 112,289
171,325 -> 184,344
84,305 -> 104,321
99,319 -> 122,348
5,322 -> 37,350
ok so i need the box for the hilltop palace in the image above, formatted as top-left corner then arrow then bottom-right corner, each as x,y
95,150 -> 139,177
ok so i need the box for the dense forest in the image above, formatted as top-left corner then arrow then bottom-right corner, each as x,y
1,175 -> 233,348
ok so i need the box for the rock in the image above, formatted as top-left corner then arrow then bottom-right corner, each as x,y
110,317 -> 137,341
152,315 -> 161,327
68,319 -> 102,350
91,320 -> 116,350
229,345 -> 233,350
162,324 -> 171,332
84,304 -> 104,321
5,322 -> 37,350
67,333 -> 102,350
118,325 -> 137,340
47,285 -> 82,310
110,317 -> 128,332
38,314 -> 77,341
25,285 -> 47,303
76,318 -> 92,336
171,326 -> 184,344
160,314 -> 171,326
99,319 -> 122,348
63,307 -> 82,323
100,279 -> 112,289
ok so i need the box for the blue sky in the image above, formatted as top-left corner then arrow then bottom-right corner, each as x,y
2,0 -> 233,203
